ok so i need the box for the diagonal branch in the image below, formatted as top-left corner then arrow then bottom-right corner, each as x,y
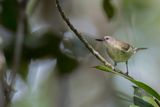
55,0 -> 137,79
55,0 -> 160,102
55,0 -> 113,69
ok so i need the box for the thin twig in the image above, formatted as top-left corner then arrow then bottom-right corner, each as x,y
55,0 -> 114,69
10,8 -> 25,98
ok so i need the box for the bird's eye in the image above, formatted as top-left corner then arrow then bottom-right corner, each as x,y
105,37 -> 109,40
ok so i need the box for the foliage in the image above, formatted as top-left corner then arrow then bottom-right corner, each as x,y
95,65 -> 160,106
0,0 -> 159,107
102,0 -> 115,19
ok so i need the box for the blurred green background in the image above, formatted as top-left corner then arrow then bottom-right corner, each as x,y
0,0 -> 160,107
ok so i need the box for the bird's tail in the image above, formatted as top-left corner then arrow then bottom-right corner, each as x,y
134,48 -> 147,53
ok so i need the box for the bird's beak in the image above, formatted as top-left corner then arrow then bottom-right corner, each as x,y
95,38 -> 104,42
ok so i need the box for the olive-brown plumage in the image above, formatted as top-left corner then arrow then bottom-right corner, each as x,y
96,36 -> 147,75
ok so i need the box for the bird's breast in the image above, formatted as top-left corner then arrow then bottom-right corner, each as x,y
107,47 -> 133,62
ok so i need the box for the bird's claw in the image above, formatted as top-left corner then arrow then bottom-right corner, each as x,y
125,71 -> 129,75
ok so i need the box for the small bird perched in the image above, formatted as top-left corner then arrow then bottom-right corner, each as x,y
96,36 -> 147,75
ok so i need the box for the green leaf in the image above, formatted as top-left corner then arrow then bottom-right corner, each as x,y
134,96 -> 154,107
131,80 -> 160,101
95,65 -> 160,101
103,0 -> 115,19
143,96 -> 159,107
133,86 -> 159,107
133,86 -> 151,98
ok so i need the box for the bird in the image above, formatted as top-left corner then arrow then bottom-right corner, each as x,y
95,36 -> 147,75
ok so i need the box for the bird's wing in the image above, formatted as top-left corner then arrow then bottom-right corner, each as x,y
116,41 -> 130,52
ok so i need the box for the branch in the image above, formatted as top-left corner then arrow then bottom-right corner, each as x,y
9,5 -> 26,100
55,0 -> 137,79
55,0 -> 160,102
55,0 -> 113,69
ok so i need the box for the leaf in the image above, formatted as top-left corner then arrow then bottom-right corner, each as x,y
95,65 -> 160,101
131,80 -> 160,101
133,86 -> 159,107
134,96 -> 154,107
143,96 -> 159,107
103,0 -> 115,19
133,86 -> 152,98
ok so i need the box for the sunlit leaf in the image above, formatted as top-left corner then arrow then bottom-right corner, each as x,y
143,96 -> 159,107
134,96 -> 154,107
95,65 -> 160,101
132,86 -> 159,107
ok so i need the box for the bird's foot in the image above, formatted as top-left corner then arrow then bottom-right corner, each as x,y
125,71 -> 129,75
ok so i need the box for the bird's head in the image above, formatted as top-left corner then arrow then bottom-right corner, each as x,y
95,36 -> 114,45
